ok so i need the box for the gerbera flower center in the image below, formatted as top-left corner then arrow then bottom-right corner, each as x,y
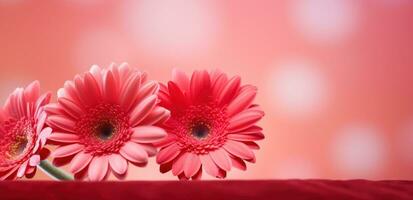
167,103 -> 229,155
191,122 -> 210,140
76,103 -> 131,156
95,121 -> 116,140
9,136 -> 29,157
0,118 -> 35,166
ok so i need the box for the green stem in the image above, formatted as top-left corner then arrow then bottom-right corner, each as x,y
38,160 -> 74,181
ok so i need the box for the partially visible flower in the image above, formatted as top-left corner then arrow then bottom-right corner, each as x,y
0,81 -> 52,180
46,63 -> 170,181
156,69 -> 265,180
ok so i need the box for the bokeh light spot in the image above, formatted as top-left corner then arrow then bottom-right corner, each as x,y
291,0 -> 360,43
269,60 -> 328,118
123,0 -> 218,57
332,124 -> 386,178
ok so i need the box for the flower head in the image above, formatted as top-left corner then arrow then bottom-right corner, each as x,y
0,81 -> 52,180
156,69 -> 264,180
46,63 -> 169,181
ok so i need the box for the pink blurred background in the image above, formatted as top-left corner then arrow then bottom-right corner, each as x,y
1,0 -> 413,180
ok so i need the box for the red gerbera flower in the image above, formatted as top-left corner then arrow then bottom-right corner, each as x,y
46,64 -> 170,181
0,81 -> 52,180
156,69 -> 265,180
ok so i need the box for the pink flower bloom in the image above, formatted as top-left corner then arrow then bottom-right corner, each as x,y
156,69 -> 265,180
46,64 -> 170,181
0,81 -> 52,180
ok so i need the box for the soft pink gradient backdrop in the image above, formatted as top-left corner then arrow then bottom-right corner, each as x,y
1,0 -> 412,180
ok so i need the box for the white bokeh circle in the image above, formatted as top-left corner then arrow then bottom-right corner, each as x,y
268,60 -> 328,118
122,0 -> 218,57
291,0 -> 360,43
331,124 -> 386,178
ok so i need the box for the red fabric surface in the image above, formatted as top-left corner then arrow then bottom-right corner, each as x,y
0,180 -> 412,200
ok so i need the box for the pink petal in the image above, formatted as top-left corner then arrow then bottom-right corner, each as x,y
118,63 -> 131,81
89,65 -> 103,87
36,112 -> 47,134
83,72 -> 102,104
210,149 -> 232,171
35,93 -> 51,117
156,143 -> 181,164
129,95 -> 157,126
29,155 -> 40,166
63,81 -> 82,105
190,70 -> 211,104
39,127 -> 52,146
131,81 -> 159,110
74,75 -> 93,106
172,68 -> 189,92
24,81 -> 40,103
200,154 -> 220,177
141,72 -> 148,84
140,107 -> 170,125
167,82 -> 189,111
209,69 -> 223,83
131,126 -> 167,143
172,152 -> 189,176
16,89 -> 26,118
192,168 -> 203,180
48,132 -> 80,143
211,73 -> 228,99
0,166 -> 18,181
109,63 -> 121,82
227,132 -> 265,141
103,70 -> 118,104
139,144 -> 157,157
217,169 -> 227,179
120,73 -> 141,112
58,97 -> 83,120
158,84 -> 172,108
218,76 -> 241,106
25,166 -> 37,179
160,162 -> 173,174
44,103 -> 64,116
88,156 -> 109,181
70,151 -> 93,174
52,143 -> 84,158
48,115 -> 76,133
178,173 -> 189,180
227,109 -> 263,132
229,155 -> 247,171
183,153 -> 201,178
120,142 -> 148,163
109,154 -> 128,175
244,141 -> 260,150
226,85 -> 257,117
223,140 -> 255,160
155,134 -> 177,148
17,160 -> 29,178
228,125 -> 262,134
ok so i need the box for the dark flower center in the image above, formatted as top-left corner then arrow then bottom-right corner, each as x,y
191,123 -> 210,139
76,103 -> 131,156
96,122 -> 115,140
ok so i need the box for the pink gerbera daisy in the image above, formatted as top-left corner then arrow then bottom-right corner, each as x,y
46,63 -> 170,181
0,81 -> 52,180
156,69 -> 265,180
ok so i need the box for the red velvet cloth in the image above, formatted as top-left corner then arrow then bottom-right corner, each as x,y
1,180 -> 412,200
